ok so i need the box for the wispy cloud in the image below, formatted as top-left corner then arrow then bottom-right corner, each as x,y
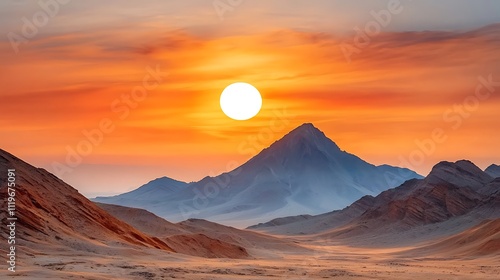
1,1 -> 499,194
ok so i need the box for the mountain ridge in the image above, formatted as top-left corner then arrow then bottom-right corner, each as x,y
0,148 -> 175,253
249,160 -> 499,248
94,123 -> 422,227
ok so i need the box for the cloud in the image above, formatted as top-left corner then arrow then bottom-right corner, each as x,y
1,20 -> 499,187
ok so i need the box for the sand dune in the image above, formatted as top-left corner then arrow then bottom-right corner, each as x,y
98,203 -> 310,256
96,202 -> 190,236
164,234 -> 249,259
96,203 -> 255,258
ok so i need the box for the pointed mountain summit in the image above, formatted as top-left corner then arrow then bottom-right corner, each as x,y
94,123 -> 422,227
270,122 -> 342,151
246,123 -> 342,168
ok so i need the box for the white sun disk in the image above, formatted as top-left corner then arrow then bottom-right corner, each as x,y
220,83 -> 262,120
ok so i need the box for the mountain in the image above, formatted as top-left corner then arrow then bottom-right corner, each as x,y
485,164 -> 500,178
0,149 -> 251,260
0,149 -> 174,254
94,123 -> 422,227
250,160 -> 499,248
96,176 -> 188,205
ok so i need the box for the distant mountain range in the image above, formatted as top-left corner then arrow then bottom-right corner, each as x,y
249,160 -> 500,252
94,123 -> 422,227
0,142 -> 498,269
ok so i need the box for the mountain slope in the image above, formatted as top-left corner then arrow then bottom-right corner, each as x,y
94,123 -> 422,227
406,219 -> 500,257
0,149 -> 251,259
0,149 -> 174,253
250,160 -> 499,244
95,202 -> 190,236
97,203 -> 309,256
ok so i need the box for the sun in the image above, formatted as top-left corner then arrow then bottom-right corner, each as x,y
220,82 -> 262,120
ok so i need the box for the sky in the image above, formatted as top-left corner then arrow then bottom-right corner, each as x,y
1,0 -> 500,197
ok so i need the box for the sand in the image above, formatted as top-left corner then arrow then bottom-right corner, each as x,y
2,238 -> 499,280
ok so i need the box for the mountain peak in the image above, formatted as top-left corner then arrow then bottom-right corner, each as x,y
292,123 -> 321,132
485,164 -> 500,178
296,122 -> 317,130
276,123 -> 341,152
288,122 -> 323,137
431,160 -> 481,173
427,160 -> 492,188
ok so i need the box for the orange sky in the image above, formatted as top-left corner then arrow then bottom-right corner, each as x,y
1,1 -> 500,196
